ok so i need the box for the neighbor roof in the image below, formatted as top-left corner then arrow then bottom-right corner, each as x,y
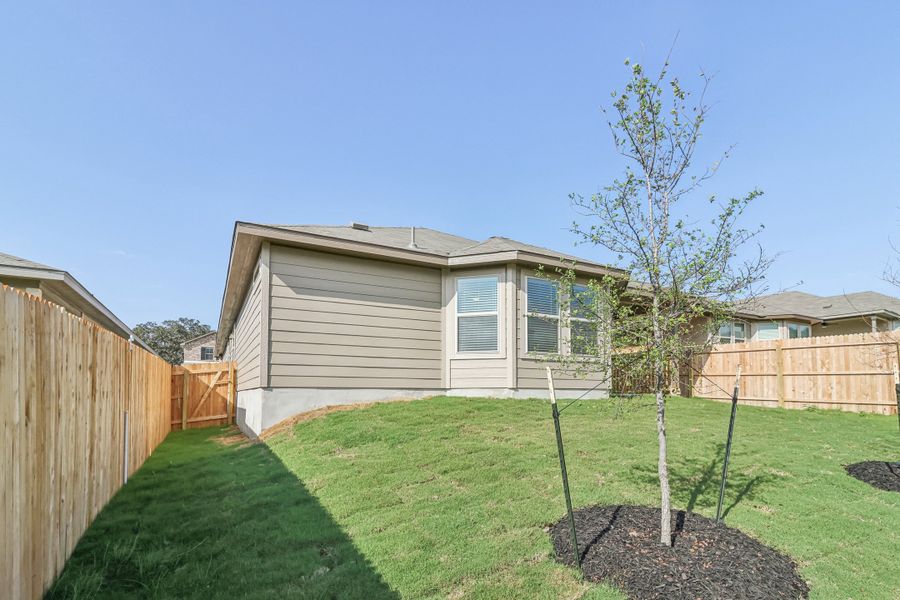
215,222 -> 626,354
181,330 -> 217,348
0,252 -> 154,353
738,290 -> 900,322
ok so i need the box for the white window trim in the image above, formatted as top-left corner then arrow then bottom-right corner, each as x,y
524,276 -> 562,356
452,271 -> 506,359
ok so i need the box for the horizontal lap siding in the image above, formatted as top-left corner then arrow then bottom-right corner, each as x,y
450,357 -> 507,388
269,246 -> 442,389
234,261 -> 262,391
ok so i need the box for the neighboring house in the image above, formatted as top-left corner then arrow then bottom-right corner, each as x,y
0,251 -> 153,352
182,331 -> 217,363
216,222 -> 623,436
717,290 -> 900,343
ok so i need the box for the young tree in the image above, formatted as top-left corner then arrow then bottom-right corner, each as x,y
132,317 -> 212,364
550,57 -> 771,546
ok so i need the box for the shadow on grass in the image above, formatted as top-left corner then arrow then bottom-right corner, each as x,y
47,427 -> 398,600
621,443 -> 775,520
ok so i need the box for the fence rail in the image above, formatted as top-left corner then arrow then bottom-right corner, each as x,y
690,332 -> 900,414
1,285 -> 172,599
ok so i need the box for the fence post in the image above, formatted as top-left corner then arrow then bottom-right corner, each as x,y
227,363 -> 235,424
546,367 -> 581,572
181,368 -> 189,430
716,365 -> 741,523
775,341 -> 785,408
123,410 -> 129,484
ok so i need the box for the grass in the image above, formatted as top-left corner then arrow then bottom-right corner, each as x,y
49,397 -> 898,599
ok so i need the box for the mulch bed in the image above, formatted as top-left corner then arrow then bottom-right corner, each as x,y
549,505 -> 808,600
845,461 -> 900,492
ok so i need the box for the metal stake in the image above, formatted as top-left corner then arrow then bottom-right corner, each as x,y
546,367 -> 580,572
716,365 -> 741,523
123,410 -> 130,485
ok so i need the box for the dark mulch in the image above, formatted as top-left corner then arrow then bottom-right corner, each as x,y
550,505 -> 808,600
845,461 -> 900,492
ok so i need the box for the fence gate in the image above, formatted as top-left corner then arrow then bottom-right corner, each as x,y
171,361 -> 236,430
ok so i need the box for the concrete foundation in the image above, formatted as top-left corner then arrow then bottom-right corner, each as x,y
236,386 -> 610,438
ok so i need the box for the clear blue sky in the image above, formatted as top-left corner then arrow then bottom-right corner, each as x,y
2,2 -> 898,328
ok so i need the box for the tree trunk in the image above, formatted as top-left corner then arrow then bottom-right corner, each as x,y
652,301 -> 672,547
655,382 -> 672,546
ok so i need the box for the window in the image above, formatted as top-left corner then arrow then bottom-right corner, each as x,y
200,346 -> 214,361
527,278 -> 559,353
570,284 -> 597,355
457,276 -> 499,352
787,322 -> 810,339
717,321 -> 747,344
755,322 -> 780,341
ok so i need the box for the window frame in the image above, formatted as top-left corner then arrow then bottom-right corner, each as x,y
716,320 -> 748,344
452,272 -> 505,358
524,276 -> 561,355
752,321 -> 781,341
787,321 -> 811,339
200,346 -> 214,361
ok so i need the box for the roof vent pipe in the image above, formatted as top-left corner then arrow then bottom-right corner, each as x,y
408,226 -> 420,249
350,222 -> 370,231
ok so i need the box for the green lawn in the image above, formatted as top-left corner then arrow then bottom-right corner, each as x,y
49,397 -> 898,599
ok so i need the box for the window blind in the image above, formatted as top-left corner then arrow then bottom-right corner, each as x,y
457,277 -> 498,313
527,317 -> 558,353
527,278 -> 558,315
458,315 -> 498,352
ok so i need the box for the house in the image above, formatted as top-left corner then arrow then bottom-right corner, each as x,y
181,331 -> 218,363
717,290 -> 900,343
0,251 -> 153,352
215,222 -> 623,437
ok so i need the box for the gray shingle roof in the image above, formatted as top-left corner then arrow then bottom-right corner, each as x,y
268,225 -> 603,265
0,252 -> 57,271
271,225 -> 478,256
740,290 -> 900,320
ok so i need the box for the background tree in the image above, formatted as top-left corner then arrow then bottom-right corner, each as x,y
548,56 -> 771,546
133,318 -> 212,365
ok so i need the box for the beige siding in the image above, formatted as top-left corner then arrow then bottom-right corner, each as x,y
449,358 -> 507,388
268,245 -> 442,389
811,317 -> 886,337
234,259 -> 263,391
516,271 -> 608,391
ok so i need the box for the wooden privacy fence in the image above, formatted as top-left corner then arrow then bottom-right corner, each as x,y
0,285 -> 172,599
170,361 -> 236,430
690,332 -> 900,414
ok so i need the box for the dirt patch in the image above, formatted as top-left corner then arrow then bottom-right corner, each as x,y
212,427 -> 257,448
550,505 -> 808,600
259,398 -> 420,440
845,461 -> 900,492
